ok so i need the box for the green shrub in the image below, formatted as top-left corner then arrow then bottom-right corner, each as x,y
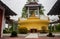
10,31 -> 17,37
40,26 -> 47,33
3,30 -> 7,33
56,24 -> 60,31
19,27 -> 28,34
40,30 -> 47,33
3,30 -> 10,33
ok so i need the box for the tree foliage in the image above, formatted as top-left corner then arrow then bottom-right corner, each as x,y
21,6 -> 27,18
39,5 -> 45,15
56,24 -> 60,31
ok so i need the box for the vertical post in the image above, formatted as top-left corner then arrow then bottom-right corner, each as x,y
12,21 -> 17,31
54,24 -> 56,31
35,10 -> 36,16
11,20 -> 14,31
15,22 -> 17,32
1,14 -> 5,37
13,21 -> 14,31
37,7 -> 40,18
27,7 -> 29,18
49,24 -> 52,32
8,23 -> 10,31
51,24 -> 52,32
0,7 -> 5,38
13,21 -> 16,31
12,21 -> 14,31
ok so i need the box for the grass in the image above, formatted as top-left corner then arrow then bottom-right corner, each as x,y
52,30 -> 60,33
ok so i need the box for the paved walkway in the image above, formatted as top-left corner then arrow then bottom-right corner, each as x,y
25,33 -> 38,38
0,33 -> 60,39
0,36 -> 60,39
3,33 -> 60,37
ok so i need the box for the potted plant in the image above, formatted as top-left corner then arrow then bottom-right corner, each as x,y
10,31 -> 17,37
47,25 -> 55,37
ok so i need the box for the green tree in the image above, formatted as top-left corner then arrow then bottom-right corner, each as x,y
56,24 -> 60,31
39,5 -> 45,15
21,6 -> 27,18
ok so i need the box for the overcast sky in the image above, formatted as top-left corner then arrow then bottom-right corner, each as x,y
1,0 -> 58,21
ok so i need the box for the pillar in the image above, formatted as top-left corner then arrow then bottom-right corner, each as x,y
54,24 -> 56,31
8,23 -> 10,31
27,7 -> 29,18
50,24 -> 52,32
0,7 -> 5,38
13,21 -> 15,31
37,7 -> 40,18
